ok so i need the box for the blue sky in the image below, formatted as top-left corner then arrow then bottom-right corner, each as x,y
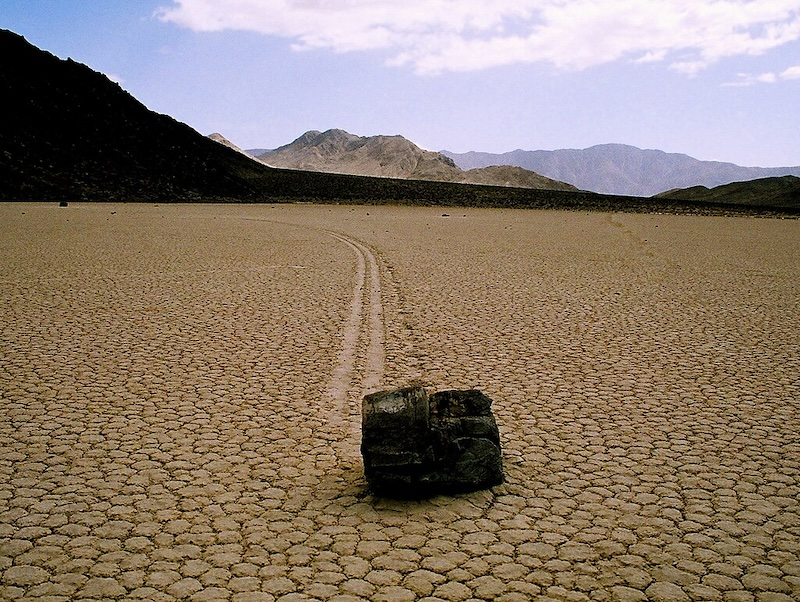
4,0 -> 800,166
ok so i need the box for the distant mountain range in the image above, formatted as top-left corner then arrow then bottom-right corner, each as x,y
442,145 -> 800,197
1,28 -> 797,215
252,129 -> 578,191
250,131 -> 800,198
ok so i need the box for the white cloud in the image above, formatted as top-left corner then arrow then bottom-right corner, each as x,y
781,65 -> 800,79
156,0 -> 800,75
724,63 -> 800,86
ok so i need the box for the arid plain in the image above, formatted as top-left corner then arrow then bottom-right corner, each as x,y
1,202 -> 798,602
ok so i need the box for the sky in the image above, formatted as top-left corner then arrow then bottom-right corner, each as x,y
3,0 -> 800,167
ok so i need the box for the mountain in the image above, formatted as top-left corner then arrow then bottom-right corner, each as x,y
0,28 -> 603,208
442,144 -> 800,197
208,132 -> 254,157
0,29 -> 289,202
255,129 -> 578,191
456,165 -> 576,191
0,29 -> 560,204
2,29 -> 796,216
655,176 -> 800,208
258,129 -> 460,180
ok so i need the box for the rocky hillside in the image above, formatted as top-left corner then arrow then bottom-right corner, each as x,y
207,132 -> 255,157
655,176 -> 800,208
259,129 -> 459,180
0,30 -> 288,202
456,165 -> 576,191
443,144 -> 800,197
255,129 -> 577,191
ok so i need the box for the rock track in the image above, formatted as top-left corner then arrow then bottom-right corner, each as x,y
323,231 -> 385,459
1,203 -> 798,602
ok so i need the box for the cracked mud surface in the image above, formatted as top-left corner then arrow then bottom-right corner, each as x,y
1,203 -> 798,601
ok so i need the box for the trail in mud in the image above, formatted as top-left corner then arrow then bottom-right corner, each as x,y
325,232 -> 385,456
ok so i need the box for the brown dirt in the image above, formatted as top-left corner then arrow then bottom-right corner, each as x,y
2,202 -> 798,601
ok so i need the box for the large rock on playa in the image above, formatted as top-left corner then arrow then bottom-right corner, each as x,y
361,386 -> 503,496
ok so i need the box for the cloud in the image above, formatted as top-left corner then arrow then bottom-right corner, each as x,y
724,64 -> 800,86
782,65 -> 800,79
156,0 -> 800,75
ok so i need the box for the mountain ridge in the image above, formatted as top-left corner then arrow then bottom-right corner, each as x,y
253,129 -> 578,191
656,175 -> 800,208
2,28 -> 797,216
442,144 -> 800,197
257,128 -> 459,180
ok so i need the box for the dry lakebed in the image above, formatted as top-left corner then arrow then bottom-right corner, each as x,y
1,202 -> 798,601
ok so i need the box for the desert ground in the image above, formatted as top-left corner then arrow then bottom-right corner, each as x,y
1,202 -> 798,602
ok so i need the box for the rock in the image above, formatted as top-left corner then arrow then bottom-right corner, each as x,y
361,386 -> 503,496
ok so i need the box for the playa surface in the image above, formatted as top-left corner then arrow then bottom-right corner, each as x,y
1,202 -> 798,601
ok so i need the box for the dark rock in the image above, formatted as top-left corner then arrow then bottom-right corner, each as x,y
361,386 -> 503,497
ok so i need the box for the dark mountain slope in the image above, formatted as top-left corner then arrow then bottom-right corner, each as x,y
655,176 -> 800,208
0,30 -> 284,201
